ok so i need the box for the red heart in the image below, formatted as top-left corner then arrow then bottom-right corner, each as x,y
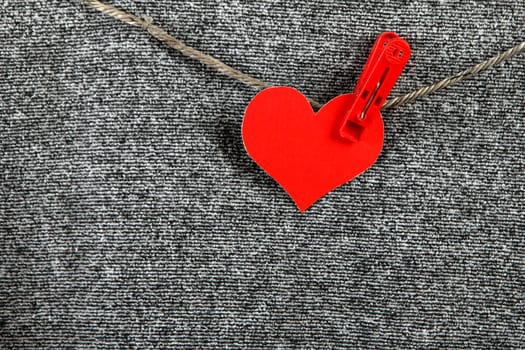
242,86 -> 384,212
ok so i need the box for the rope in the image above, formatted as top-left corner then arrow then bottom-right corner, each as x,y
83,0 -> 525,111
382,41 -> 525,109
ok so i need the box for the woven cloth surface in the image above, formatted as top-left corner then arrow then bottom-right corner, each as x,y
1,1 -> 524,348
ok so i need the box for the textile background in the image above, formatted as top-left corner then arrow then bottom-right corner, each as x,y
1,1 -> 524,348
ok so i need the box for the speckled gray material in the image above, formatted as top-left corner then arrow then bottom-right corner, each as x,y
1,1 -> 524,348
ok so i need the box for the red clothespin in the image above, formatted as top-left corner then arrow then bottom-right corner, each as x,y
340,32 -> 411,142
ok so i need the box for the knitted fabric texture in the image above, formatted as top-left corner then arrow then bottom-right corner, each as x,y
1,1 -> 524,348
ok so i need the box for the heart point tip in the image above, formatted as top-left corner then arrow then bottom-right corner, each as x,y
296,203 -> 312,213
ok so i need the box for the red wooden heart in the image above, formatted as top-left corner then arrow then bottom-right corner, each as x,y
242,86 -> 384,212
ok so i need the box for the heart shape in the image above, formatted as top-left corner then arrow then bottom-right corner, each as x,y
242,86 -> 384,212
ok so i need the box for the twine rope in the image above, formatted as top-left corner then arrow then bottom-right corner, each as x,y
84,0 -> 525,110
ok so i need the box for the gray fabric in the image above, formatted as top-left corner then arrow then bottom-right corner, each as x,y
1,1 -> 524,348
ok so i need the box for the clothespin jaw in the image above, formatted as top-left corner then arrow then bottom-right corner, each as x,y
340,32 -> 411,142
